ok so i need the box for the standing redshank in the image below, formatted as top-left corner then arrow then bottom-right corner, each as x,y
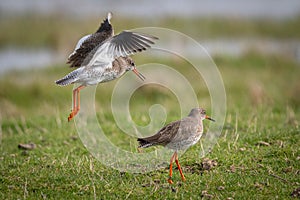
55,12 -> 158,121
137,108 -> 215,184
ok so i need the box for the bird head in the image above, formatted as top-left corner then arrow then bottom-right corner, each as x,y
189,108 -> 215,122
125,57 -> 145,81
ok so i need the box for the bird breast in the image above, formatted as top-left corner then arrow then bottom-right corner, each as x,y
166,120 -> 203,151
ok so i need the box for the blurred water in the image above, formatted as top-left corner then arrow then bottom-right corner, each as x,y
1,0 -> 299,74
1,0 -> 300,19
0,48 -> 62,74
0,39 -> 299,75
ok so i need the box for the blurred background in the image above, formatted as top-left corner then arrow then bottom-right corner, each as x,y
0,0 -> 299,124
1,0 -> 300,73
0,0 -> 300,124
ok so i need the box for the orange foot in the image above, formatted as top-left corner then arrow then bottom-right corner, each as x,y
168,177 -> 174,184
68,111 -> 75,122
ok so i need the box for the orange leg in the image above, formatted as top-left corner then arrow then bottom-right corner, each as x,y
68,85 -> 86,122
67,88 -> 77,121
168,152 -> 177,184
175,153 -> 186,182
74,85 -> 85,115
72,87 -> 77,111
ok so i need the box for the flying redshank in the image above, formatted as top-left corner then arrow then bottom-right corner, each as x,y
137,108 -> 215,184
55,12 -> 158,121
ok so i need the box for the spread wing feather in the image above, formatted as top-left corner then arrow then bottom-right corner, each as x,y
88,31 -> 158,67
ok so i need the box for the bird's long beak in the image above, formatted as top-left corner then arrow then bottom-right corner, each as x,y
132,68 -> 146,81
205,115 -> 215,122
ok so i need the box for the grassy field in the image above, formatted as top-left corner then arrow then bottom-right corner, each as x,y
0,16 -> 300,199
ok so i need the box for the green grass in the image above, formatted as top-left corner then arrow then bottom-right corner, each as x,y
1,13 -> 300,199
0,52 -> 299,199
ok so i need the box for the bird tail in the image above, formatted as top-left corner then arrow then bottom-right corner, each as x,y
137,138 -> 153,148
55,68 -> 82,86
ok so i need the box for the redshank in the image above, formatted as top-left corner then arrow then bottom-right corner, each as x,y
137,108 -> 215,184
55,12 -> 158,121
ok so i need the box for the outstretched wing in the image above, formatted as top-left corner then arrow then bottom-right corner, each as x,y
88,31 -> 158,67
67,12 -> 113,68
68,34 -> 91,59
67,32 -> 112,68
